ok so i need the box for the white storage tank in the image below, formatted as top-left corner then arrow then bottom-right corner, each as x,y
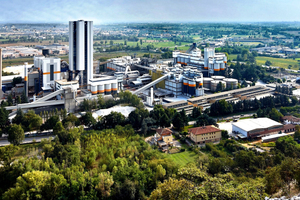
223,78 -> 238,89
91,85 -> 97,95
111,83 -> 118,94
98,85 -> 104,95
211,75 -> 225,80
105,84 -> 111,95
203,77 -> 214,89
211,80 -> 226,92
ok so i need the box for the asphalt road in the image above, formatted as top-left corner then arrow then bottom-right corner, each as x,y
0,135 -> 55,146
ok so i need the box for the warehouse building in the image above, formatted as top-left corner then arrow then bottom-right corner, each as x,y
232,118 -> 284,139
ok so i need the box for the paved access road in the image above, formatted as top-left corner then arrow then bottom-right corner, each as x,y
0,135 -> 55,146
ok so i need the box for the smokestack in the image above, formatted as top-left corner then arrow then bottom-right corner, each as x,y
24,62 -> 28,97
0,48 -> 2,99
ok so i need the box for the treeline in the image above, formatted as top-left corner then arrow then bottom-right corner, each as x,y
275,85 -> 293,95
81,102 -> 215,134
228,62 -> 276,83
209,95 -> 297,117
192,135 -> 300,197
0,127 -> 178,199
95,35 -> 139,42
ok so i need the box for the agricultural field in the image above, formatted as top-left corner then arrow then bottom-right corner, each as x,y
228,54 -> 300,69
94,39 -> 190,49
256,56 -> 299,69
0,40 -> 68,47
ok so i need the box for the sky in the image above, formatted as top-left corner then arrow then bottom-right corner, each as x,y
0,0 -> 300,24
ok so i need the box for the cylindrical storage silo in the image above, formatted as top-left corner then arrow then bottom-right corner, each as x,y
91,85 -> 97,95
223,78 -> 238,90
220,81 -> 226,91
111,83 -> 117,94
203,77 -> 213,89
211,75 -> 225,80
189,80 -> 196,96
220,62 -> 225,71
214,63 -> 220,75
98,85 -> 104,95
196,77 -> 203,88
105,84 -> 111,95
210,80 -> 218,92
183,78 -> 188,94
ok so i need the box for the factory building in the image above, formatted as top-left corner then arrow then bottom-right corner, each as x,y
106,56 -> 140,72
173,46 -> 227,77
232,118 -> 284,139
34,56 -> 61,91
69,20 -> 93,88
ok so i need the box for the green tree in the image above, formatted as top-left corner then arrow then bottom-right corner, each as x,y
7,95 -> 13,106
3,171 -> 66,200
294,125 -> 300,140
265,60 -> 272,66
268,108 -> 283,122
7,124 -> 24,146
81,112 -> 96,128
21,90 -> 28,103
16,96 -> 21,104
41,115 -> 60,131
172,112 -> 184,130
0,144 -> 18,168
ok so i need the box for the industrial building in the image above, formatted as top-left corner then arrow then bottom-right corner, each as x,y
232,118 -> 284,139
2,20 -> 124,114
173,45 -> 227,76
34,56 -> 61,91
69,20 -> 93,88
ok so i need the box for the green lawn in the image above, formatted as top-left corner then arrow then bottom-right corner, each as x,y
228,54 -> 300,69
256,56 -> 299,69
167,150 -> 198,166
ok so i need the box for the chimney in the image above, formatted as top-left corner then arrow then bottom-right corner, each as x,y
0,48 -> 2,99
24,62 -> 28,97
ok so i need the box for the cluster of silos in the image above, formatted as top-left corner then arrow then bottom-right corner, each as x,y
182,69 -> 204,97
203,76 -> 238,92
91,83 -> 118,95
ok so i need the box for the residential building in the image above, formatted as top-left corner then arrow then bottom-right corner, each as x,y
283,124 -> 296,133
282,116 -> 300,125
154,128 -> 173,151
188,125 -> 221,146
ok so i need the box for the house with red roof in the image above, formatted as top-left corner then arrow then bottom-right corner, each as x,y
154,128 -> 173,151
188,125 -> 221,146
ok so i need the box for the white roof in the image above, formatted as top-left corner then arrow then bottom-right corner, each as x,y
262,133 -> 288,141
232,118 -> 282,132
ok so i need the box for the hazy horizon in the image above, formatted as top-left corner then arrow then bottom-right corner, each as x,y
0,0 -> 299,24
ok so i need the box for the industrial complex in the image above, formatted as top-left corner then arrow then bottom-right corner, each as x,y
0,20 -> 277,124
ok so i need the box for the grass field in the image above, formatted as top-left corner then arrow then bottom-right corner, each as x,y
167,149 -> 198,166
228,54 -> 300,69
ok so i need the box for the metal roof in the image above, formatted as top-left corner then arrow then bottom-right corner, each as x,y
232,118 -> 283,132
